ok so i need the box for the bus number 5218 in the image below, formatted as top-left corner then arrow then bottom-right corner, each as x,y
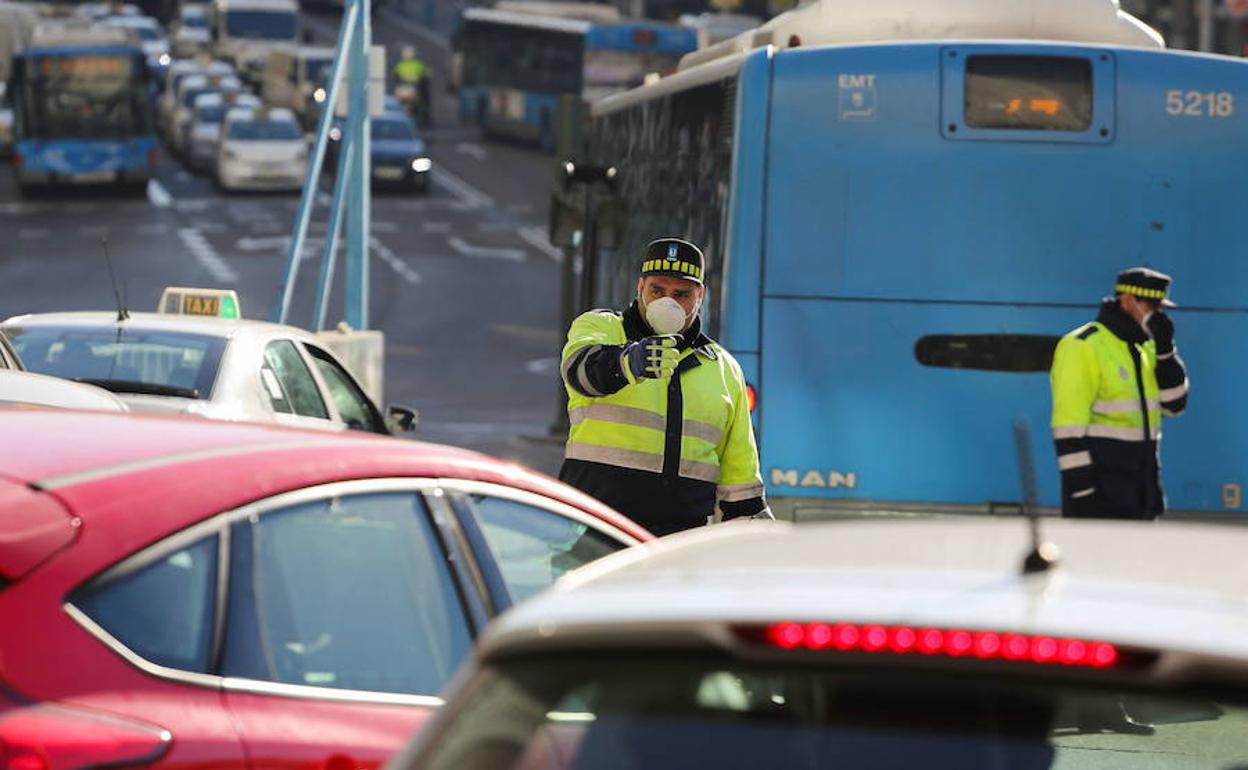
1166,90 -> 1234,117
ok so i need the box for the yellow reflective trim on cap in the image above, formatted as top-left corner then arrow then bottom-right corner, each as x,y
1116,284 -> 1166,299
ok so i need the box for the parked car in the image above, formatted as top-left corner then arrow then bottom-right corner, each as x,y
0,408 -> 651,766
392,517 -> 1248,770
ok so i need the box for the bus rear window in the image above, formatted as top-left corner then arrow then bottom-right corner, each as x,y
915,334 -> 1058,372
964,55 -> 1092,131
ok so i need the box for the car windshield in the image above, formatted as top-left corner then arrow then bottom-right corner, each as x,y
183,15 -> 208,28
224,10 -> 296,40
227,119 -> 300,140
414,655 -> 1248,770
371,118 -> 414,140
5,325 -> 227,399
195,105 -> 224,123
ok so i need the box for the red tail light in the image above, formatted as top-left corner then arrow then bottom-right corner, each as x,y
745,383 -> 757,413
741,622 -> 1123,669
0,699 -> 171,770
12,153 -> 21,169
147,147 -> 159,167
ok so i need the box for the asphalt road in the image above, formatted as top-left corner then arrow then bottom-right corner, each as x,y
0,8 -> 570,474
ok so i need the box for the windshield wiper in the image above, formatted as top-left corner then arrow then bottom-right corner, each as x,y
76,378 -> 199,399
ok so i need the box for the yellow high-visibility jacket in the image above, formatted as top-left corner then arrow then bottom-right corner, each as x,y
558,302 -> 766,534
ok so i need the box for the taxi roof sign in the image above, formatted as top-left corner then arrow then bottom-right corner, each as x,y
158,287 -> 241,319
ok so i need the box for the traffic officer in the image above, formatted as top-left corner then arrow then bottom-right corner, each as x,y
1050,267 -> 1189,519
392,45 -> 430,127
559,237 -> 771,535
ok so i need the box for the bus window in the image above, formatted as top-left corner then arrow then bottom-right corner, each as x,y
915,335 -> 1059,373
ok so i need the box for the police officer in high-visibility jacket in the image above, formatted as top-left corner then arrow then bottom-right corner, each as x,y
1050,268 -> 1190,519
559,237 -> 771,535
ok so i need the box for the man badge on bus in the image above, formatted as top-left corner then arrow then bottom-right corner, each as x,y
1050,268 -> 1189,519
558,237 -> 772,535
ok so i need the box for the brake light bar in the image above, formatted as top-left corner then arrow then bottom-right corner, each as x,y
746,622 -> 1122,669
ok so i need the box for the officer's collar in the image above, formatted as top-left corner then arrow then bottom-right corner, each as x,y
1096,298 -> 1149,345
624,300 -> 716,355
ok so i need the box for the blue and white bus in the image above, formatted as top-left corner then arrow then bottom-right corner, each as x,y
10,24 -> 157,189
454,2 -> 696,150
583,0 -> 1248,520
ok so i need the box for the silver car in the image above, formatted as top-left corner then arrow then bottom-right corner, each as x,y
2,307 -> 409,434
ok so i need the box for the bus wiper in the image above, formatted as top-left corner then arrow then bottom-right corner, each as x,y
76,378 -> 199,399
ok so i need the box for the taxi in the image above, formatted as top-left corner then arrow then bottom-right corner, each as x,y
391,518 -> 1248,769
1,288 -> 407,434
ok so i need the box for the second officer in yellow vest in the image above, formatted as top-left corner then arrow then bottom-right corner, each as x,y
559,238 -> 770,535
1050,267 -> 1190,519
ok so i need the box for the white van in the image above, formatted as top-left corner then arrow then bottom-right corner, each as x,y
262,44 -> 333,127
210,0 -> 299,84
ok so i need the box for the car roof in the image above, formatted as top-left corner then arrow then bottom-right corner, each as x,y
0,371 -> 128,412
481,519 -> 1248,672
1,310 -> 314,342
0,409 -> 650,539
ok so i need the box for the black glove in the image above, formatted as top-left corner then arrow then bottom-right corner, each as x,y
620,335 -> 680,384
1146,311 -> 1175,355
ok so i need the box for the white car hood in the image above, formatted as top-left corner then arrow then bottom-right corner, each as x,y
223,140 -> 304,162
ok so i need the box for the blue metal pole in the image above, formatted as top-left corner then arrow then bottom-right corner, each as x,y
274,0 -> 358,324
312,135 -> 356,331
344,0 -> 372,330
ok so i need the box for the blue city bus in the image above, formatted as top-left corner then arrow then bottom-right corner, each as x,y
453,4 -> 696,151
583,0 -> 1248,520
10,26 -> 157,190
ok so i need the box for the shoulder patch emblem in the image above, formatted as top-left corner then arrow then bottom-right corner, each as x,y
1076,326 -> 1099,340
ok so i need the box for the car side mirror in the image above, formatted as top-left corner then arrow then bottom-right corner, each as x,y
386,403 -> 419,434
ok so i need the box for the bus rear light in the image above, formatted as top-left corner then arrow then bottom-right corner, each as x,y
0,699 -> 171,770
743,622 -> 1124,669
745,383 -> 757,412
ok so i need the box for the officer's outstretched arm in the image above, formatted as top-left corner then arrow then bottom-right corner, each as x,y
1050,337 -> 1100,502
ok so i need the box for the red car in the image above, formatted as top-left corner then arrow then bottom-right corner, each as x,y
0,408 -> 651,769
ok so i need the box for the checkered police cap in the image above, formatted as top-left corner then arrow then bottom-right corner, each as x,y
1115,267 -> 1176,308
640,238 -> 704,285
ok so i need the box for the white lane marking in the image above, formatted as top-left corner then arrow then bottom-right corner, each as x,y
19,228 -> 49,239
518,226 -> 564,262
147,179 -> 174,208
370,236 -> 421,285
447,236 -> 525,262
138,224 -> 170,236
237,235 -> 292,251
371,220 -> 398,233
525,357 -> 558,375
477,221 -> 513,232
422,221 -> 452,233
455,142 -> 488,161
431,167 -> 493,210
179,227 -> 238,282
174,199 -> 213,212
0,203 -> 32,215
193,221 -> 228,233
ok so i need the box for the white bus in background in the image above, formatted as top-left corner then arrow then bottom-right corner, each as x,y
210,0 -> 299,84
677,11 -> 760,48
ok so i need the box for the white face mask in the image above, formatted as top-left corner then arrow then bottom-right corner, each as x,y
644,296 -> 690,335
